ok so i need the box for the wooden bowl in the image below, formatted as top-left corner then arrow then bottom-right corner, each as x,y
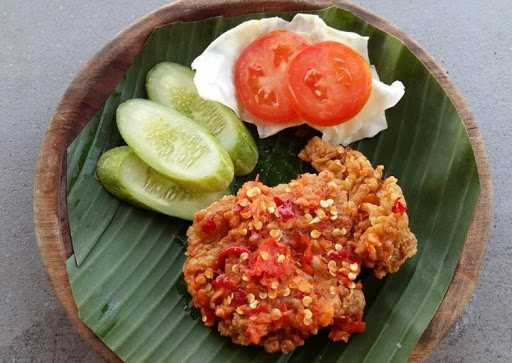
33,0 -> 492,362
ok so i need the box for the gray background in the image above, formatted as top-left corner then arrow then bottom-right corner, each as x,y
1,0 -> 510,362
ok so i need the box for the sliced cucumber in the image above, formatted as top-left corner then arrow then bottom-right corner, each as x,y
146,62 -> 258,176
116,99 -> 234,192
97,146 -> 225,220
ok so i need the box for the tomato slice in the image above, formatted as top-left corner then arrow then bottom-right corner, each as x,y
234,30 -> 310,123
287,41 -> 372,126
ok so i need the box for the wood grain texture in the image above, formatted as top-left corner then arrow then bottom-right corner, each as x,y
33,1 -> 492,362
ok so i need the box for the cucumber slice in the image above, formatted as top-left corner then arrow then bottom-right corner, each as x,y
116,99 -> 234,192
97,146 -> 225,220
146,62 -> 258,176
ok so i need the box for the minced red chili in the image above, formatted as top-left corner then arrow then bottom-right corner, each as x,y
184,137 -> 417,353
274,196 -> 295,219
231,287 -> 248,306
328,249 -> 361,264
245,302 -> 270,316
201,216 -> 217,233
337,317 -> 366,333
392,198 -> 407,214
212,274 -> 235,290
248,239 -> 291,279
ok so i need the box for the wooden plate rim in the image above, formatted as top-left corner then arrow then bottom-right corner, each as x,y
33,1 -> 492,362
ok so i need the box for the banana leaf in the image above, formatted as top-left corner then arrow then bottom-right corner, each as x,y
66,6 -> 480,362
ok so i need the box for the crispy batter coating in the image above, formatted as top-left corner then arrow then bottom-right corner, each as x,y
183,137 -> 416,353
299,137 -> 417,277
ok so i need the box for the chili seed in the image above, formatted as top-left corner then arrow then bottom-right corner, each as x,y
320,200 -> 330,208
310,230 -> 321,239
246,187 -> 261,198
315,209 -> 326,219
332,228 -> 346,237
270,229 -> 281,239
328,260 -> 337,271
302,296 -> 313,306
204,269 -> 213,279
309,217 -> 321,225
254,220 -> 263,230
270,308 -> 282,320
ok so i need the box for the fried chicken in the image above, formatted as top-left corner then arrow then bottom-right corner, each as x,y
183,137 -> 417,353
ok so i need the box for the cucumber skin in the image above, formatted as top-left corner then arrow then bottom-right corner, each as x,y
96,147 -> 153,210
96,146 -> 225,220
193,101 -> 258,176
146,62 -> 258,176
116,99 -> 234,193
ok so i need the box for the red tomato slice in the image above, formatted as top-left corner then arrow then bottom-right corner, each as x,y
234,30 -> 310,123
287,41 -> 372,126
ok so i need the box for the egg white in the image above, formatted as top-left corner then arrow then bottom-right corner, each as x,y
192,14 -> 404,145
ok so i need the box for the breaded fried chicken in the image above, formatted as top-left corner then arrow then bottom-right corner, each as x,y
183,137 -> 417,353
299,137 -> 417,278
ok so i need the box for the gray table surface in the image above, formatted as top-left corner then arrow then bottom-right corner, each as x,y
1,0 -> 510,362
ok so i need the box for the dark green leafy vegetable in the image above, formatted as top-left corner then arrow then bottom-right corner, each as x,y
66,6 -> 480,362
